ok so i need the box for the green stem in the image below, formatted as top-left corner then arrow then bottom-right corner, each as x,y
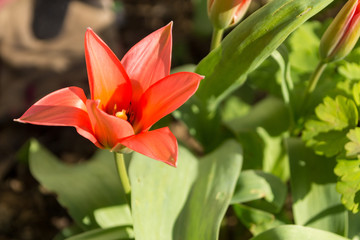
210,28 -> 224,51
305,61 -> 327,96
114,152 -> 131,207
295,61 -> 328,135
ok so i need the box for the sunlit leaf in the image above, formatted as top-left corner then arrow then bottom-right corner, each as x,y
335,158 -> 360,213
251,225 -> 349,240
130,140 -> 242,240
338,62 -> 360,80
173,140 -> 242,240
345,128 -> 360,158
65,226 -> 134,240
303,96 -> 358,157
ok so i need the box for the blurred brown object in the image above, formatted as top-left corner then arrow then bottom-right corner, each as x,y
0,0 -> 118,121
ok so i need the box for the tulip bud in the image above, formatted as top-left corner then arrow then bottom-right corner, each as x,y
320,0 -> 360,62
207,0 -> 252,30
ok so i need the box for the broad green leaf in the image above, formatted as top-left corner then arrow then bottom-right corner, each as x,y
225,97 -> 290,136
233,204 -> 284,236
348,212 -> 360,239
286,138 -> 346,235
221,96 -> 250,123
345,128 -> 360,158
28,140 -> 130,230
195,0 -> 334,112
231,170 -> 287,213
129,145 -> 198,240
335,158 -> 360,213
173,140 -> 243,240
338,62 -> 360,80
256,128 -> 289,182
93,206 -> 132,229
130,141 -> 242,240
65,226 -> 134,240
251,225 -> 349,240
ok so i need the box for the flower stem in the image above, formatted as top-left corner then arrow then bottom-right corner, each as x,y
305,61 -> 327,95
210,27 -> 224,51
114,152 -> 131,207
298,61 -> 328,126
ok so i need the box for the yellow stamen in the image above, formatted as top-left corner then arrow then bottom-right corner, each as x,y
115,109 -> 128,121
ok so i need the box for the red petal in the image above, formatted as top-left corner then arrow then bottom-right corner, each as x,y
85,28 -> 132,113
120,127 -> 177,166
134,72 -> 203,132
15,87 -> 99,146
121,22 -> 172,104
86,100 -> 134,149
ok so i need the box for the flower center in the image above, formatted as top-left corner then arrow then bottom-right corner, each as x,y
115,109 -> 128,121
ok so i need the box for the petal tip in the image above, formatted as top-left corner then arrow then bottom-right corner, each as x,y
13,118 -> 22,123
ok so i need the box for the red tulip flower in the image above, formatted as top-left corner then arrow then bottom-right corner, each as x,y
15,23 -> 203,166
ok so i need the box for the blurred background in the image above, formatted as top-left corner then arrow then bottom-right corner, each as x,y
0,0 -> 347,239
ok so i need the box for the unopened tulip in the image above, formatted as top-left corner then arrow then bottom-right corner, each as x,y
207,0 -> 252,30
320,0 -> 360,62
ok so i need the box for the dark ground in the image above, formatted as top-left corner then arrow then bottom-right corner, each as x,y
0,0 -> 345,239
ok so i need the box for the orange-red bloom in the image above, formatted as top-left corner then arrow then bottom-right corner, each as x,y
15,23 -> 203,166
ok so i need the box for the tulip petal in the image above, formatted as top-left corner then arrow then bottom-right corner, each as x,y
120,127 -> 177,166
121,23 -> 172,103
86,100 -> 134,149
134,72 -> 203,132
15,87 -> 99,146
85,28 -> 132,113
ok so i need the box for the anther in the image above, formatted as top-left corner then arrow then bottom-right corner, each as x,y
115,109 -> 128,121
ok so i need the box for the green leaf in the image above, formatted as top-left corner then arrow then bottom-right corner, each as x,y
288,21 -> 321,73
233,204 -> 284,236
173,140 -> 242,240
256,128 -> 289,182
65,226 -> 134,240
130,140 -> 242,240
352,82 -> 360,107
225,97 -> 290,136
250,225 -> 349,240
28,140 -> 131,230
338,62 -> 360,80
316,96 -> 358,130
335,158 -> 360,213
286,138 -> 347,235
93,205 -> 132,229
345,128 -> 360,158
348,212 -> 360,239
195,0 -> 334,112
231,170 -> 287,213
303,96 -> 358,157
129,145 -> 198,240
